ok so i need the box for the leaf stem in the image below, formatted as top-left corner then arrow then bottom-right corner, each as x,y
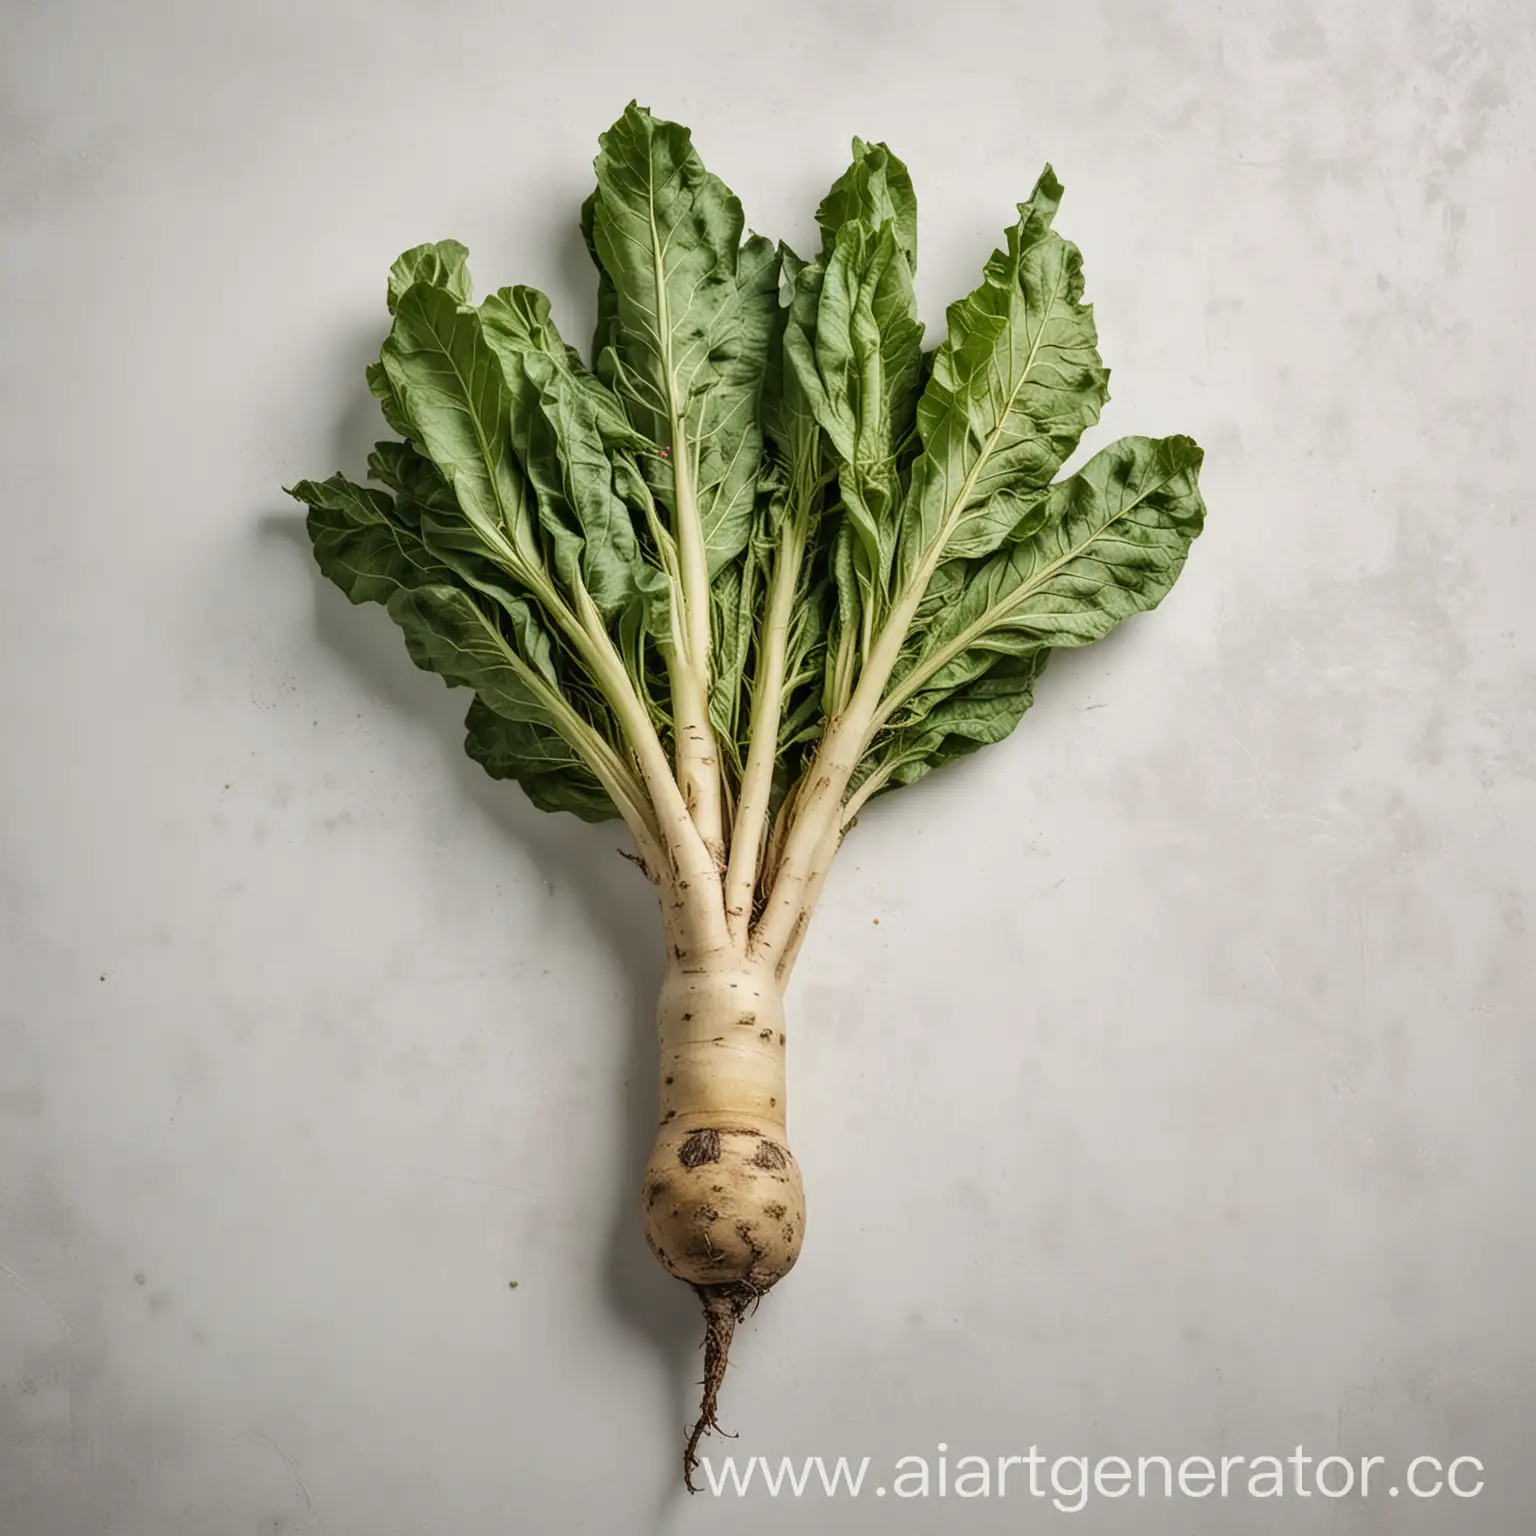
642,204 -> 727,866
463,600 -> 667,878
503,548 -> 726,953
724,499 -> 808,944
775,813 -> 844,981
566,578 -> 729,955
749,536 -> 944,967
666,414 -> 727,864
840,757 -> 896,827
753,254 -> 1075,965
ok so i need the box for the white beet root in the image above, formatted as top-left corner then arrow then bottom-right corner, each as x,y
640,963 -> 805,1482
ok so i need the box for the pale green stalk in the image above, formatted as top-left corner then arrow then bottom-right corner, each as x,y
653,231 -> 726,863
751,485 -> 973,968
568,580 -> 730,956
724,503 -> 809,943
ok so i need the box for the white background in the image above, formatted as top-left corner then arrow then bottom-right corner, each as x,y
3,1 -> 1532,1531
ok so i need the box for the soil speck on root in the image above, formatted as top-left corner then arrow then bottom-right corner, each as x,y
678,1129 -> 722,1168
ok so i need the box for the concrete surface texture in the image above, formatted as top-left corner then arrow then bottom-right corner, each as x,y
2,0 -> 1532,1531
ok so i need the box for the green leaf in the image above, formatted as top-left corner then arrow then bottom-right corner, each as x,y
290,472 -> 451,604
479,288 -> 669,625
899,167 -> 1109,578
292,474 -> 590,790
379,280 -> 536,570
579,189 -> 621,369
704,230 -> 782,564
464,696 -> 618,822
708,543 -> 762,771
895,434 -> 1206,707
762,245 -> 820,464
884,651 -> 1051,789
816,138 -> 917,274
779,567 -> 830,752
366,361 -> 413,440
365,243 -> 477,444
480,284 -> 651,453
940,482 -> 1053,561
365,440 -> 457,524
589,102 -> 777,574
387,240 -> 472,314
789,217 -> 923,608
589,101 -> 742,441
385,583 -> 552,723
822,517 -> 862,714
616,597 -> 672,738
